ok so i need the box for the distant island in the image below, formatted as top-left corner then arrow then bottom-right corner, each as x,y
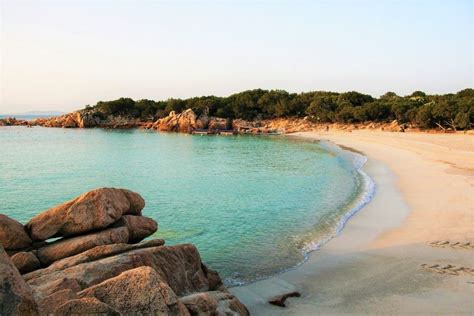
0,111 -> 65,117
1,89 -> 472,132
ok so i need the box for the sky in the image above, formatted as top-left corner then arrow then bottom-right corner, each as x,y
0,0 -> 473,113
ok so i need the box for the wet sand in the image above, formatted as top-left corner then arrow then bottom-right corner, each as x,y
231,130 -> 474,315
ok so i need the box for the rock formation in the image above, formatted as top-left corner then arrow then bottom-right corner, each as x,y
152,109 -> 205,132
0,247 -> 39,315
26,188 -> 145,241
0,188 -> 249,316
0,214 -> 33,249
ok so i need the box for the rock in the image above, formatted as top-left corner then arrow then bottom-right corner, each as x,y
37,289 -> 77,316
78,266 -> 188,315
76,112 -> 99,128
113,215 -> 157,243
31,277 -> 82,300
27,239 -> 165,277
26,188 -> 145,241
0,214 -> 32,250
6,241 -> 50,257
54,297 -> 120,316
0,246 -> 38,315
201,265 -> 224,291
208,117 -> 228,130
62,116 -> 78,128
153,109 -> 200,133
36,226 -> 130,266
26,244 -> 211,299
268,291 -> 301,307
10,251 -> 41,274
180,291 -> 250,316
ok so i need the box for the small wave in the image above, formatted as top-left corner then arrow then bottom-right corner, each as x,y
228,142 -> 376,287
302,150 -> 375,253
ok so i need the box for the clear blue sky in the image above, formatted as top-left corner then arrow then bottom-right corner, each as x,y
1,0 -> 473,113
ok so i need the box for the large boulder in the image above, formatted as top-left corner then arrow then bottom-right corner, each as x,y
10,251 -> 41,274
0,214 -> 32,250
37,289 -> 77,316
76,112 -> 99,128
180,291 -> 250,316
26,188 -> 145,241
26,244 -> 212,299
113,215 -> 157,243
29,239 -> 165,276
62,115 -> 78,128
153,109 -> 200,133
0,247 -> 38,315
78,266 -> 189,315
54,297 -> 120,316
36,227 -> 130,266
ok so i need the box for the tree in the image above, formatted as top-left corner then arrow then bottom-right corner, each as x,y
305,96 -> 337,122
415,102 -> 435,128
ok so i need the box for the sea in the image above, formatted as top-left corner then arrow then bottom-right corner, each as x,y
0,126 -> 374,286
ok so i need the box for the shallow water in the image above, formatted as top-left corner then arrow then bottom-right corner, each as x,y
0,127 -> 368,285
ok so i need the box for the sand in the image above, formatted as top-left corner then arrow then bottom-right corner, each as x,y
230,130 -> 474,315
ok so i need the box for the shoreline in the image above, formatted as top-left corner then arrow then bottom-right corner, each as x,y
230,130 -> 474,314
299,140 -> 376,254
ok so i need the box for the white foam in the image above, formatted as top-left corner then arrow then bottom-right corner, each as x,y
302,149 -> 376,254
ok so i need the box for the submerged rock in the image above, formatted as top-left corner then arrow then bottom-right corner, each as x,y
26,188 -> 144,241
268,291 -> 301,307
0,214 -> 32,250
0,247 -> 38,315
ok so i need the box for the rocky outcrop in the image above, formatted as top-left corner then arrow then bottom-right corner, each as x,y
152,109 -> 204,132
36,226 -> 130,265
0,214 -> 32,250
30,111 -> 101,129
0,247 -> 38,315
26,188 -> 144,241
10,252 -> 41,274
113,215 -> 158,243
39,239 -> 165,273
0,188 -> 248,315
36,289 -> 77,315
24,110 -> 146,129
0,117 -> 31,126
78,266 -> 189,315
26,244 -> 214,299
54,297 -> 120,316
76,112 -> 99,128
181,291 -> 249,315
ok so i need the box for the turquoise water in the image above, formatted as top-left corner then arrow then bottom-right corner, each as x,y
0,127 -> 372,285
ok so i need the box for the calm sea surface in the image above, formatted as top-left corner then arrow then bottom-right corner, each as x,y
0,127 -> 372,285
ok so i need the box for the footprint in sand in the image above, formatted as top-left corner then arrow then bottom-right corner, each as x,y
427,240 -> 474,250
420,263 -> 474,276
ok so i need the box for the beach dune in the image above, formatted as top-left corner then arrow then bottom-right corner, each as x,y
231,130 -> 474,315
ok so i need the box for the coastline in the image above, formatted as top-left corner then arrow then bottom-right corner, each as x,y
230,130 -> 474,314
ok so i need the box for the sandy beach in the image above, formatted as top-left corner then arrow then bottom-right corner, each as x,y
231,130 -> 474,315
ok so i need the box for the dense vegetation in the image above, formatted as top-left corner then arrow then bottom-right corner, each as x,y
86,88 -> 473,130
